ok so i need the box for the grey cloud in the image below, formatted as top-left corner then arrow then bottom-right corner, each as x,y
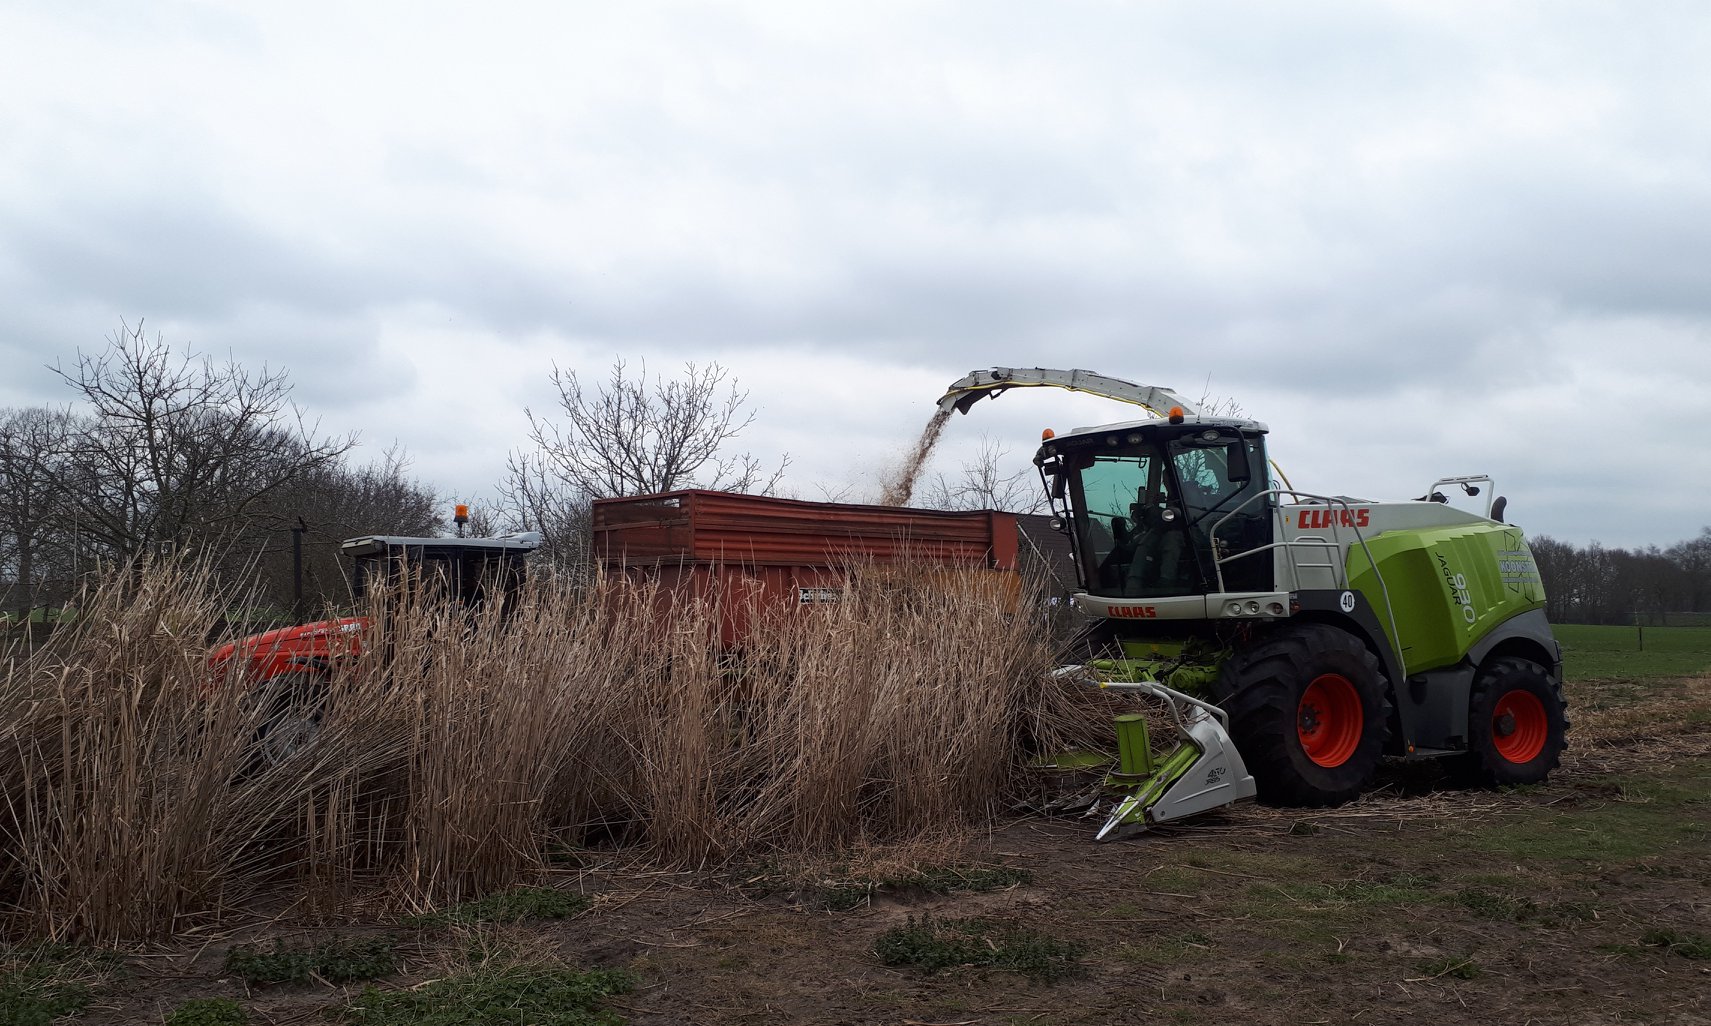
2,0 -> 1708,546
0,192 -> 370,321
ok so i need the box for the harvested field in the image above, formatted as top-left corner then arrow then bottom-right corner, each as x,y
4,594 -> 1709,1024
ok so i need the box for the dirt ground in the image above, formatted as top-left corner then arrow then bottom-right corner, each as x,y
73,671 -> 1711,1026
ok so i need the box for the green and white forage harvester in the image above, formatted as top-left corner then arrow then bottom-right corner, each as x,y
939,368 -> 1568,840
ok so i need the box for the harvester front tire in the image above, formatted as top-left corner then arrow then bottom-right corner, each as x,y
1214,624 -> 1390,807
1459,657 -> 1568,787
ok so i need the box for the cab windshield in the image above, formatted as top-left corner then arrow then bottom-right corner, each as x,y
1066,429 -> 1271,597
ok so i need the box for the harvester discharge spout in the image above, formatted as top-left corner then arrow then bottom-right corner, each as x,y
937,367 -> 1201,419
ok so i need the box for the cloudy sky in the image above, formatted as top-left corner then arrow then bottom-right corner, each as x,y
3,0 -> 1708,548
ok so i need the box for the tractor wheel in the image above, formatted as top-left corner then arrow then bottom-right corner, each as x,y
1457,657 -> 1568,787
249,669 -> 328,770
1213,623 -> 1391,807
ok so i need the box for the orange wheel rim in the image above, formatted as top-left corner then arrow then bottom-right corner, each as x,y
1297,673 -> 1363,768
1492,689 -> 1548,763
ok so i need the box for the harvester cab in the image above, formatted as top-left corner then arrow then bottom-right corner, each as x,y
939,368 -> 1567,840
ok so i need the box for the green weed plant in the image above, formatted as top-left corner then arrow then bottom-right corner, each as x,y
341,964 -> 633,1026
874,915 -> 1084,982
224,937 -> 397,986
165,997 -> 249,1026
413,886 -> 590,927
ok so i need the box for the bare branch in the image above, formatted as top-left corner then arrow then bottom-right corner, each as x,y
919,435 -> 1047,514
44,320 -> 359,562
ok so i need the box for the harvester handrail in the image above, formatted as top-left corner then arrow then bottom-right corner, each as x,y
1208,489 -> 1407,677
1424,474 -> 1495,517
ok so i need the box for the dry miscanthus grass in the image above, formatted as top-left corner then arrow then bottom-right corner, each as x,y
0,558 -> 1107,942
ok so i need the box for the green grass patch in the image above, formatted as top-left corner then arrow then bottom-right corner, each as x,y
1641,928 -> 1711,960
166,997 -> 249,1026
874,915 -> 1085,982
1176,848 -> 1313,877
740,861 -> 1030,911
1140,867 -> 1207,894
1416,955 -> 1481,980
340,964 -> 633,1025
0,943 -> 119,1026
813,864 -> 1032,911
1459,766 -> 1711,866
1556,624 -> 1711,681
1144,849 -> 1317,898
0,607 -> 77,626
1452,888 -> 1595,927
1232,871 -> 1443,949
414,886 -> 590,926
224,937 -> 397,986
1115,929 -> 1215,967
1263,877 -> 1437,907
1236,872 -> 1436,935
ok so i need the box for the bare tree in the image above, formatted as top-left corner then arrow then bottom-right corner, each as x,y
0,406 -> 79,618
1530,528 -> 1711,625
1670,527 -> 1711,612
48,321 -> 358,563
522,359 -> 787,498
502,359 -> 787,571
1195,379 -> 1245,419
919,436 -> 1047,514
493,448 -> 594,572
238,444 -> 442,607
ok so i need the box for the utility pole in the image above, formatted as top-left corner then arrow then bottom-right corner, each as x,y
291,518 -> 308,620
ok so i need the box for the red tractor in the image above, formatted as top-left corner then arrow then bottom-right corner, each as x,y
208,528 -> 543,761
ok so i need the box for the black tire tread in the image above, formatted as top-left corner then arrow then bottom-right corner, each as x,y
1214,623 -> 1392,807
1457,656 -> 1569,787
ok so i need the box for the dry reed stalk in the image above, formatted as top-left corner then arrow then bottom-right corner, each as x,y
537,577 -> 670,848
631,597 -> 726,865
370,579 -> 566,905
1,555 -> 1112,940
688,563 -> 1073,857
0,559 -> 310,941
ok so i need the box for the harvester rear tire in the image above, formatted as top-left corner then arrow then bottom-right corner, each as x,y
1213,623 -> 1391,807
1457,657 -> 1568,787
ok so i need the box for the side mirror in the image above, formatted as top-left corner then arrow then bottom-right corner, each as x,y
1226,441 -> 1251,483
1051,472 -> 1067,501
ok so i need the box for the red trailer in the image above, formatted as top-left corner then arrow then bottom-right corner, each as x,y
591,490 -> 1020,644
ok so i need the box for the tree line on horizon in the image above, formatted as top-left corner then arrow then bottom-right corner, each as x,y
0,325 -> 802,619
4,324 -> 1702,627
1529,530 -> 1711,626
0,323 -> 438,620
